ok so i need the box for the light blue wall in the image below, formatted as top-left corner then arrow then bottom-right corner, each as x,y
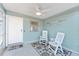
6,10 -> 43,44
43,11 -> 79,53
23,17 -> 43,44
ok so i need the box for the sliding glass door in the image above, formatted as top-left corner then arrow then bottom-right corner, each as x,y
0,6 -> 5,53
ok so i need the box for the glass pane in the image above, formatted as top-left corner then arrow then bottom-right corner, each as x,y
0,8 -> 5,49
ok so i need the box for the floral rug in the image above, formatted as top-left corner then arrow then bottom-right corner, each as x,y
32,41 -> 72,56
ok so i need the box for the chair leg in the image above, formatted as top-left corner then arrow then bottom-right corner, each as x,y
60,45 -> 63,54
54,46 -> 58,55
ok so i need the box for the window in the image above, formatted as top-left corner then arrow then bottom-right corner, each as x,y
0,8 -> 5,47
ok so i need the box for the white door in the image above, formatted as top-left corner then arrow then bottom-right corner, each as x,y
6,15 -> 23,46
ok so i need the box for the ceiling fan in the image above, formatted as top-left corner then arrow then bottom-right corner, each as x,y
35,5 -> 51,16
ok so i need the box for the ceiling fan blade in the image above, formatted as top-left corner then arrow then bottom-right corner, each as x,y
35,4 -> 41,12
41,9 -> 51,13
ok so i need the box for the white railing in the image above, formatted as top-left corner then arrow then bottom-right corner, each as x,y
0,34 -> 3,46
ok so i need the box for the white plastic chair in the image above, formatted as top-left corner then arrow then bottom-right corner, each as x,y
49,32 -> 65,55
39,30 -> 48,45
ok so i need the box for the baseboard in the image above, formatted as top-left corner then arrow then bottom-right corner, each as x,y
24,40 -> 38,45
63,46 -> 79,55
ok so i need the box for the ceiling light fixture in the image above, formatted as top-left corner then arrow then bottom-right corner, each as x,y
36,12 -> 42,16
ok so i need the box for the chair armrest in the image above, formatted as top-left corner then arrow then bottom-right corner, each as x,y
50,38 -> 55,42
40,36 -> 43,40
49,41 -> 58,46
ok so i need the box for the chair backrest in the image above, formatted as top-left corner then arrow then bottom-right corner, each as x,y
42,30 -> 48,38
55,32 -> 65,45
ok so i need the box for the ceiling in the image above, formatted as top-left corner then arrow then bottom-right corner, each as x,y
3,3 -> 79,20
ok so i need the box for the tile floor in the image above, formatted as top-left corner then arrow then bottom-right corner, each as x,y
2,43 -> 79,56
2,44 -> 39,56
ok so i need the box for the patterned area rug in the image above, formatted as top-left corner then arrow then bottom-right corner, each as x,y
32,42 -> 72,56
